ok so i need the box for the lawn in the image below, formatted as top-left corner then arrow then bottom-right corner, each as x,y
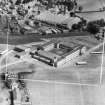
0,32 -> 42,45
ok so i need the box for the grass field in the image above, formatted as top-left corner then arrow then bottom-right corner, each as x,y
4,51 -> 104,105
0,31 -> 91,45
0,0 -> 105,104
77,0 -> 105,21
1,43 -> 104,105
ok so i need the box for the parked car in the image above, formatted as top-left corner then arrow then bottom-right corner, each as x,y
48,28 -> 58,34
55,28 -> 62,33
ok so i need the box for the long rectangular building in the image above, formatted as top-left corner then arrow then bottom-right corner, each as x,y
32,40 -> 86,67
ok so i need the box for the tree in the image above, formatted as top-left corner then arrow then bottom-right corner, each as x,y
90,19 -> 105,27
71,23 -> 79,30
20,28 -> 26,35
70,12 -> 75,17
22,0 -> 33,4
15,0 -> 21,5
86,22 -> 100,35
67,1 -> 74,11
78,6 -> 83,12
9,4 -> 15,10
77,21 -> 83,31
98,19 -> 105,27
82,19 -> 87,26
25,20 -> 29,25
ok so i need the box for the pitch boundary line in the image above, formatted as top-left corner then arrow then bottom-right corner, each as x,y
9,78 -> 99,87
99,34 -> 105,85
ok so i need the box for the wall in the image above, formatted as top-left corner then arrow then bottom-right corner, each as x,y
80,46 -> 86,55
57,48 -> 80,66
25,48 -> 31,53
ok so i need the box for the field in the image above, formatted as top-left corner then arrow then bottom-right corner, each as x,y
2,44 -> 105,105
0,0 -> 105,104
78,0 -> 105,21
0,38 -> 104,105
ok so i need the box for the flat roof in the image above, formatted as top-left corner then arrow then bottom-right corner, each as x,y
59,41 -> 80,49
49,48 -> 69,56
42,40 -> 61,48
36,40 -> 84,61
62,45 -> 84,57
38,50 -> 61,60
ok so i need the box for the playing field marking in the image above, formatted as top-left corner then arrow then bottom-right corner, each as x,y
9,78 -> 99,87
76,67 -> 84,105
99,35 -> 105,85
0,31 -> 9,75
0,59 -> 24,70
0,50 -> 13,63
79,85 -> 84,105
5,22 -> 10,77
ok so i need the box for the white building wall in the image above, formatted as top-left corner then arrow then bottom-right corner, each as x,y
80,46 -> 86,54
57,49 -> 80,66
57,57 -> 67,66
65,49 -> 80,61
25,48 -> 30,53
